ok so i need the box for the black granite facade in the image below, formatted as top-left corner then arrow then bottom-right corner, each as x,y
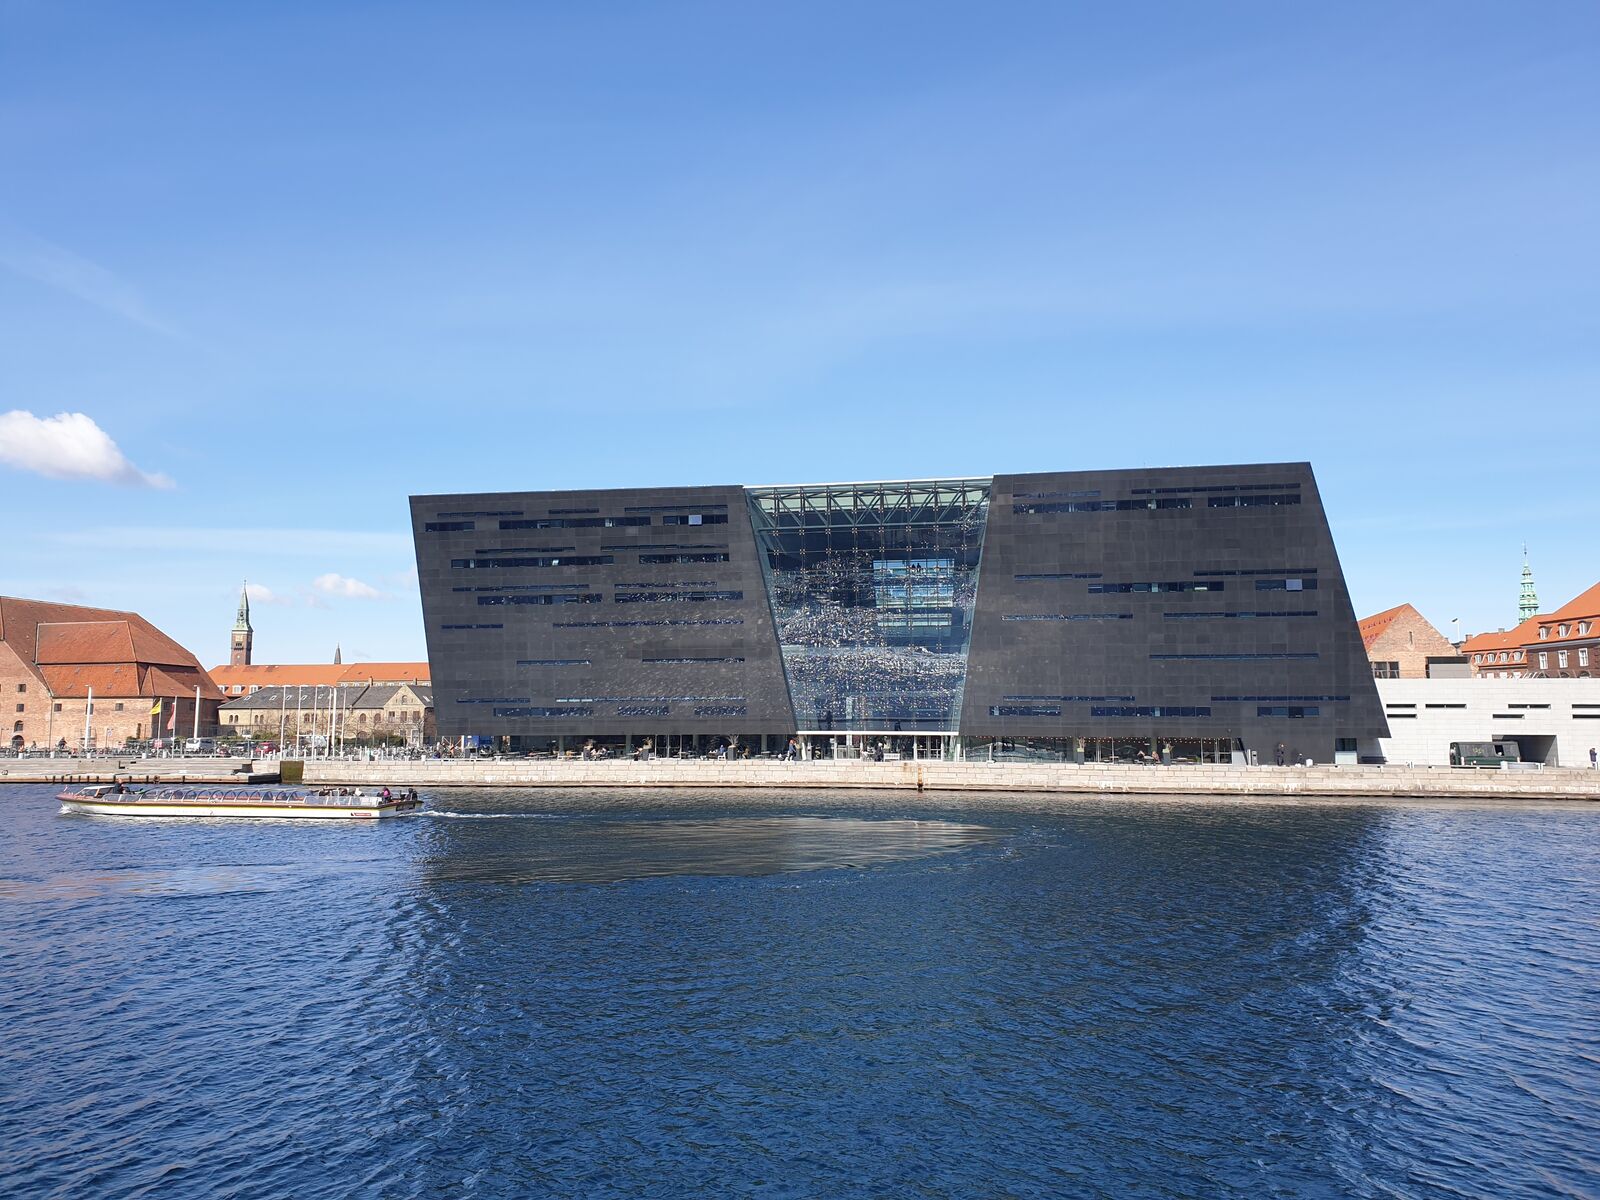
960,463 -> 1387,760
412,463 -> 1387,760
411,485 -> 794,747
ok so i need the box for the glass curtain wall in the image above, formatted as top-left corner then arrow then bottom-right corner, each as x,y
746,480 -> 991,733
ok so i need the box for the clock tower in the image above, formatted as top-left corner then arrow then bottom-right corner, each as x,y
230,583 -> 254,666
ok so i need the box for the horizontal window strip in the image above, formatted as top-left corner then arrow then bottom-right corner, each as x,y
1003,614 -> 1131,621
1163,611 -> 1319,620
500,517 -> 650,529
547,508 -> 598,515
1012,489 -> 1100,500
494,707 -> 588,718
1208,493 -> 1301,508
1016,498 -> 1191,514
617,705 -> 668,717
478,594 -> 602,606
640,553 -> 730,564
1257,706 -> 1320,717
694,705 -> 747,717
1003,694 -> 1135,702
662,514 -> 730,525
1194,567 -> 1318,576
452,584 -> 589,593
1014,572 -> 1103,580
990,705 -> 1060,717
1151,653 -> 1319,661
1092,706 -> 1211,717
1212,695 -> 1348,702
437,509 -> 522,518
556,696 -> 746,703
615,591 -> 743,604
554,619 -> 745,628
1132,483 -> 1299,495
1091,581 -> 1223,593
452,555 -> 613,569
643,657 -> 746,664
624,503 -> 729,512
1254,578 -> 1318,591
516,659 -> 591,667
456,698 -> 531,704
440,623 -> 502,630
424,521 -> 473,532
601,543 -> 728,551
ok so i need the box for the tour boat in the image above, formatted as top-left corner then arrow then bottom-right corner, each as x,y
57,783 -> 423,820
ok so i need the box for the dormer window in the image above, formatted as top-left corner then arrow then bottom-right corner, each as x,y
1581,621 -> 1592,635
1559,624 -> 1569,637
1539,627 -> 1548,639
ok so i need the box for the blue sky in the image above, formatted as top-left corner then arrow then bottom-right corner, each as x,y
2,1 -> 1596,664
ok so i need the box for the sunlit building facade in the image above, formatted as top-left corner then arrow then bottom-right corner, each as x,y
412,463 -> 1387,762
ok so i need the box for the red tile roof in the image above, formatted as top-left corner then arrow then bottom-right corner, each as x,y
1532,582 -> 1600,645
208,662 -> 431,690
1459,617 -> 1541,655
1357,603 -> 1411,650
0,595 -> 223,700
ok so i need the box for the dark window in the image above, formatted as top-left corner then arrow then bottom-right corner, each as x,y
499,517 -> 650,529
639,553 -> 730,564
1207,493 -> 1301,508
1002,694 -> 1135,702
452,584 -> 589,593
1002,614 -> 1132,621
1193,567 -> 1318,576
1253,578 -> 1319,591
1015,498 -> 1191,514
1164,610 -> 1318,620
693,705 -> 747,717
556,695 -> 746,703
616,705 -> 669,717
516,659 -> 592,666
441,623 -> 503,629
554,619 -> 745,628
1090,581 -> 1223,593
451,556 -> 614,569
643,657 -> 746,664
1212,695 -> 1348,702
1012,490 -> 1100,500
438,509 -> 522,518
1013,572 -> 1103,580
15,684 -> 24,693
1091,706 -> 1212,717
614,591 -> 743,604
548,508 -> 599,515
1256,705 -> 1319,717
1150,653 -> 1319,661
14,703 -> 22,713
1132,483 -> 1299,495
494,707 -> 589,718
989,705 -> 1061,717
1371,661 -> 1401,678
424,521 -> 474,532
662,514 -> 730,525
476,593 -> 603,606
625,503 -> 730,513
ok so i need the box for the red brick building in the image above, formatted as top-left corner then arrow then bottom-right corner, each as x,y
1,596 -> 225,751
1526,582 -> 1599,678
1358,603 -> 1459,679
1461,619 -> 1539,678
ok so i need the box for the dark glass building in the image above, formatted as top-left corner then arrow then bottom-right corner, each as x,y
411,463 -> 1387,762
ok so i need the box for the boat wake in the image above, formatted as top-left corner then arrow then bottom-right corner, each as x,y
423,811 -> 559,820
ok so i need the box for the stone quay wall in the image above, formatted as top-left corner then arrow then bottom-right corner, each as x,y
286,758 -> 1600,801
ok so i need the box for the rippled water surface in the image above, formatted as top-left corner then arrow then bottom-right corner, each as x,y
2,786 -> 1597,1199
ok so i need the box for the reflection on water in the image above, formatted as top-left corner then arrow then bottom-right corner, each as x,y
420,814 -> 1001,883
1,785 -> 1597,1200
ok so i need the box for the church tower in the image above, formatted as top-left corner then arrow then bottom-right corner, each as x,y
1519,546 -> 1540,623
230,583 -> 254,666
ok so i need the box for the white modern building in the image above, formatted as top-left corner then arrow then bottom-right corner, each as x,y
1369,678 -> 1600,767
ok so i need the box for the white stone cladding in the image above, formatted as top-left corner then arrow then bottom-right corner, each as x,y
1372,677 -> 1600,767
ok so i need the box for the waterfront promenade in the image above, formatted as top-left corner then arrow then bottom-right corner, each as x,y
4,755 -> 1597,801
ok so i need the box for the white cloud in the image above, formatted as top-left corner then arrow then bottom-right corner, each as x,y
312,573 -> 383,600
0,410 -> 175,488
244,582 -> 292,606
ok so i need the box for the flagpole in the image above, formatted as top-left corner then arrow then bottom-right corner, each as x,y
84,686 -> 93,754
193,684 -> 201,743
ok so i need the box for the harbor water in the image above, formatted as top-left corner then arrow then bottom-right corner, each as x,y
1,785 -> 1596,1198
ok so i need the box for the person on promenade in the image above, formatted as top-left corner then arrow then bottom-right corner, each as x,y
1591,746 -> 1597,769
1275,743 -> 1286,767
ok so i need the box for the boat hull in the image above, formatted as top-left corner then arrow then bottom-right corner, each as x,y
58,793 -> 422,820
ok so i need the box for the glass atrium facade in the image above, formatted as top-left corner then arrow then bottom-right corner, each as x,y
746,480 -> 990,732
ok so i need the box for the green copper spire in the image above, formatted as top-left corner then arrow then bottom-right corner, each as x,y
1519,546 -> 1539,622
234,582 -> 252,632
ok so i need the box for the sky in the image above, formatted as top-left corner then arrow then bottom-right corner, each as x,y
2,1 -> 1596,665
